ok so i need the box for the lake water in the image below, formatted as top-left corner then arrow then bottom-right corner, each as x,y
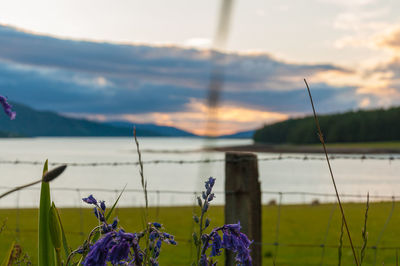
0,137 -> 399,208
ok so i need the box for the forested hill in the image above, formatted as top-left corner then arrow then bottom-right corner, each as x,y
253,107 -> 400,144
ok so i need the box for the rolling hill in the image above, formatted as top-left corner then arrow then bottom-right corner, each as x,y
0,102 -> 188,137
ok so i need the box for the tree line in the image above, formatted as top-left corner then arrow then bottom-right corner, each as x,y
253,107 -> 400,144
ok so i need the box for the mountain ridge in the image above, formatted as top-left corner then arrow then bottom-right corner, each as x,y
0,102 -> 193,137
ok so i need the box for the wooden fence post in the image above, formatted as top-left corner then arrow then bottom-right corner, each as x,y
225,152 -> 261,266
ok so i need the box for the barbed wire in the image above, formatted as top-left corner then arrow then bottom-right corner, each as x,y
0,154 -> 399,167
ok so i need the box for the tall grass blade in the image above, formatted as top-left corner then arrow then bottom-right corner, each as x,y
38,160 -> 55,266
134,127 -> 148,214
360,193 -> 369,265
49,202 -> 63,266
105,184 -> 127,222
1,241 -> 15,266
304,79 -> 359,266
53,203 -> 70,262
338,217 -> 344,266
133,127 -> 150,264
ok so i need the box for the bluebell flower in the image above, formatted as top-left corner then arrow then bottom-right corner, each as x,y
205,178 -> 215,196
208,193 -> 215,202
93,207 -> 105,222
154,239 -> 162,258
205,218 -> 210,229
108,239 -> 130,264
149,231 -> 158,241
221,223 -> 252,265
210,233 -> 222,257
202,191 -> 207,200
200,222 -> 252,266
199,254 -> 208,266
153,222 -> 162,228
0,95 -> 16,120
78,196 -> 176,265
100,200 -> 106,211
83,232 -> 114,266
202,201 -> 209,213
111,218 -> 118,229
82,195 -> 97,205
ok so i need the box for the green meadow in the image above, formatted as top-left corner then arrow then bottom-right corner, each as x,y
1,202 -> 399,265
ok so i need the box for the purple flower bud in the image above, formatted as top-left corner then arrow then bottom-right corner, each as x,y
153,222 -> 162,228
199,254 -> 208,266
0,95 -> 16,120
111,218 -> 118,229
156,239 -> 162,249
205,218 -> 210,228
208,193 -> 215,202
202,201 -> 209,213
100,201 -> 106,211
82,195 -> 97,205
149,231 -> 158,241
202,191 -> 207,200
197,197 -> 203,207
210,233 -> 222,257
205,177 -> 216,191
93,207 -> 105,222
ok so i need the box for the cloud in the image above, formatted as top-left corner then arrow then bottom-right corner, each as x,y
0,24 -> 365,133
332,8 -> 391,51
318,0 -> 377,7
74,99 -> 290,136
184,38 -> 212,49
376,26 -> 400,51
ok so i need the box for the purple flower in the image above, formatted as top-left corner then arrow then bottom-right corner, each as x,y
221,223 -> 252,265
153,222 -> 162,228
205,177 -> 216,195
208,193 -> 215,202
111,218 -> 118,229
108,239 -> 130,264
82,195 -> 97,205
199,254 -> 208,266
149,231 -> 158,241
200,222 -> 252,265
83,232 -> 114,266
210,233 -> 222,257
93,207 -> 105,222
0,95 -> 16,120
100,200 -> 106,211
83,230 -> 143,266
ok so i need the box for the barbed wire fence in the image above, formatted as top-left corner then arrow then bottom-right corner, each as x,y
1,155 -> 400,264
0,154 -> 399,167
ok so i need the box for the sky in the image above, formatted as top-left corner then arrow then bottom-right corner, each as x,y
1,0 -> 400,135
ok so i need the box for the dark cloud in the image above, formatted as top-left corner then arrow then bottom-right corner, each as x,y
0,24 -> 357,116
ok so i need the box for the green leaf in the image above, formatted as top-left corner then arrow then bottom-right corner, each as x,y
105,185 -> 126,222
38,160 -> 55,266
53,203 -> 70,261
1,241 -> 15,266
49,202 -> 62,250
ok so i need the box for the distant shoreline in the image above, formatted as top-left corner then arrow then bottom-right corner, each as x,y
209,143 -> 400,154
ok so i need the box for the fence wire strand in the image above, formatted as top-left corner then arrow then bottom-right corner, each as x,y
0,154 -> 399,167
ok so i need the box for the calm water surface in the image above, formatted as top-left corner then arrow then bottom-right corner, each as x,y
0,137 -> 399,207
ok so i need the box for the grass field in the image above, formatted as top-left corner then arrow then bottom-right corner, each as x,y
1,202 -> 399,265
309,141 -> 400,149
